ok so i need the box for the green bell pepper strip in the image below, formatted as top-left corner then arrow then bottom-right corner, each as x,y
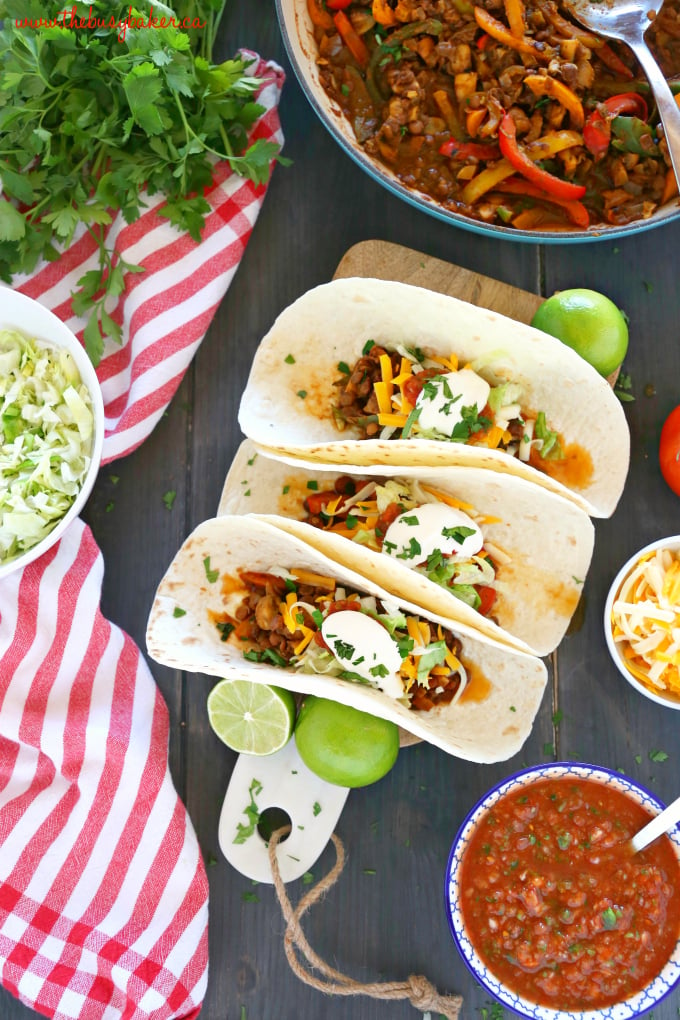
582,93 -> 650,160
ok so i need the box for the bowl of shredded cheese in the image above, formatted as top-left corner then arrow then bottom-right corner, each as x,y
0,289 -> 104,579
605,537 -> 680,709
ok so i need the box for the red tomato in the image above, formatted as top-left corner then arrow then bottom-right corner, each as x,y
304,489 -> 337,515
401,368 -> 442,407
477,585 -> 497,617
659,405 -> 680,496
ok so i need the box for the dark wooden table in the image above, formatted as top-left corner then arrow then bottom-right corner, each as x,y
4,5 -> 680,1020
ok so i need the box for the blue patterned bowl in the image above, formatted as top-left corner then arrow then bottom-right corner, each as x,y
445,762 -> 680,1019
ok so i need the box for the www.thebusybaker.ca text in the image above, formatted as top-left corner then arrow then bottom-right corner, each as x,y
15,6 -> 206,42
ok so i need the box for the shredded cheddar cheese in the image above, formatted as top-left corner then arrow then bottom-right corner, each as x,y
610,548 -> 680,698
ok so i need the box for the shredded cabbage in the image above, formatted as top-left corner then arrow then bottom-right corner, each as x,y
0,329 -> 95,565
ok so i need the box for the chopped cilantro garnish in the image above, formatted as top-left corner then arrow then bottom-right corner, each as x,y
649,749 -> 669,762
203,557 -> 219,583
284,354 -> 295,364
362,339 -> 376,355
233,779 -> 263,845
297,390 -> 307,399
216,621 -> 235,641
307,480 -> 319,490
441,525 -> 475,543
337,360 -> 351,374
396,537 -> 422,560
173,606 -> 187,618
163,490 -> 176,511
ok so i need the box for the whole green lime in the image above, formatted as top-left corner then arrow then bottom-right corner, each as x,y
530,288 -> 629,378
294,695 -> 399,788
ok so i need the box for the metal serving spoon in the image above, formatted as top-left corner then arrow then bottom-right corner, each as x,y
630,791 -> 680,854
563,0 -> 680,189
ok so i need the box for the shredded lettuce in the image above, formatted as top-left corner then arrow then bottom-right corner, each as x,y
0,329 -> 95,565
488,381 -> 523,413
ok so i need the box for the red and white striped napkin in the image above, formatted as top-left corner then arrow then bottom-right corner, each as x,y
1,54 -> 284,1019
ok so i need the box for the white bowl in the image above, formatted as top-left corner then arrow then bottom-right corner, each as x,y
0,289 -> 104,580
604,536 -> 680,710
275,0 -> 680,244
445,762 -> 680,1019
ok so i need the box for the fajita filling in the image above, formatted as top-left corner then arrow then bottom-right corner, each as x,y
332,340 -> 563,466
211,567 -> 470,711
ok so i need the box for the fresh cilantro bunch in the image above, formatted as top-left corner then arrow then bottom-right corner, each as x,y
0,0 -> 282,364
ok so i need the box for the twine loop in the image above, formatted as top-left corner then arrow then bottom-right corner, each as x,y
268,827 -> 463,1020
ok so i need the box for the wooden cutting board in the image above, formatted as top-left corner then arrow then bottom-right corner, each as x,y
333,239 -> 543,322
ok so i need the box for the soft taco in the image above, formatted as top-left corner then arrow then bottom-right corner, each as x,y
146,515 -> 547,763
237,278 -> 630,518
219,441 -> 594,657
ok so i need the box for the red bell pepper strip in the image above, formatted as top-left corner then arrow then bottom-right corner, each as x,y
495,177 -> 590,227
582,93 -> 649,160
439,138 -> 501,160
498,113 -> 586,200
327,0 -> 353,7
333,11 -> 370,67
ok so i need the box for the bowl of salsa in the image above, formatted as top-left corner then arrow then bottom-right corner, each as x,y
605,537 -> 680,710
445,762 -> 680,1018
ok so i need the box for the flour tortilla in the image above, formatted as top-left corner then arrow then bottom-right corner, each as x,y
146,515 -> 547,764
219,440 -> 594,657
237,278 -> 630,518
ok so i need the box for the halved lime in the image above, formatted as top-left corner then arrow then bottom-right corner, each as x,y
207,679 -> 296,755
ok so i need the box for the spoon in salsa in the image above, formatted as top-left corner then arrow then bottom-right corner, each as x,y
562,0 -> 680,190
630,791 -> 680,853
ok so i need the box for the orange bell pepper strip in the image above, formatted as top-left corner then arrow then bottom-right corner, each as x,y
473,6 -> 550,61
523,74 -> 584,128
372,0 -> 399,26
498,113 -> 586,200
333,10 -> 370,67
597,42 -> 634,80
495,177 -> 590,227
307,0 -> 334,30
504,0 -> 526,38
662,167 -> 679,204
467,108 -> 488,137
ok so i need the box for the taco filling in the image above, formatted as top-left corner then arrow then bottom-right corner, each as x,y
212,568 -> 470,712
332,341 -> 563,465
300,474 -> 507,618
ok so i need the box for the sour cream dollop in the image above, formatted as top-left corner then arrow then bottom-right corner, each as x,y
321,610 -> 403,699
383,503 -> 484,566
415,368 -> 490,437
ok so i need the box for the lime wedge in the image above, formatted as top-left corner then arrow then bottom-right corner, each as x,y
207,679 -> 296,755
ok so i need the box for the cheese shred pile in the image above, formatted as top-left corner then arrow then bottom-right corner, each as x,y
610,548 -> 680,699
